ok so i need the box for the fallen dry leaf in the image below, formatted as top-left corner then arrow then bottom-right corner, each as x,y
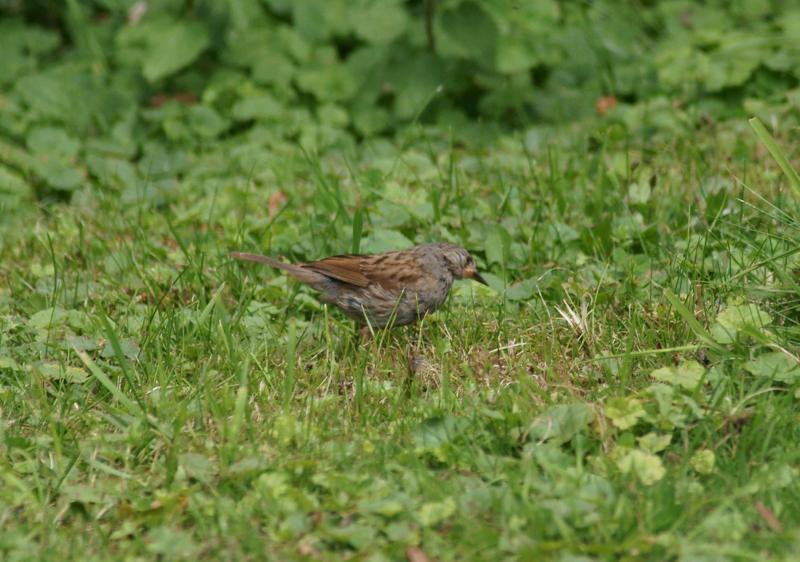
755,500 -> 783,533
269,191 -> 288,216
595,95 -> 617,116
406,546 -> 433,562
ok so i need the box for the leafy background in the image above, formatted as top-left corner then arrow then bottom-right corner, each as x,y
2,0 -> 800,202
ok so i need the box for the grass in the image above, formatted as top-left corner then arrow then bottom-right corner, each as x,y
1,121 -> 800,561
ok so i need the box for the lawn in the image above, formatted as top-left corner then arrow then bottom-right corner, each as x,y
1,2 -> 800,561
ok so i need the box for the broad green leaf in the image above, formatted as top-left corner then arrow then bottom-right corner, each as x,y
605,396 -> 645,430
0,357 -> 22,371
616,449 -> 665,485
232,94 -> 283,121
296,63 -> 357,102
26,127 -> 80,159
85,154 -> 139,191
385,521 -> 420,545
0,164 -> 33,202
0,19 -> 60,56
628,181 -> 651,204
145,527 -> 198,558
351,0 -> 408,44
34,159 -> 85,191
143,22 -> 209,82
179,453 -> 216,484
710,303 -> 772,344
744,352 -> 800,383
325,523 -> 377,550
417,497 -> 456,527
412,415 -> 469,451
528,403 -> 594,444
15,65 -> 133,135
101,338 -> 140,360
749,117 -> 800,201
360,229 -> 413,254
638,432 -> 671,454
28,307 -> 91,331
484,224 -> 510,266
34,363 -> 89,384
187,105 -> 230,138
704,34 -> 770,91
388,50 -> 445,119
690,449 -> 715,475
505,278 -> 537,301
291,0 -> 349,41
651,360 -> 705,390
361,497 -> 405,517
438,1 -> 498,67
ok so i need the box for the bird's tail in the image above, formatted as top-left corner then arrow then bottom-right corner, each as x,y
229,252 -> 322,284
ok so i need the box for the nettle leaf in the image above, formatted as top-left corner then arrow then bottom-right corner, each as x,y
710,302 -> 772,344
484,224 -> 510,266
231,94 -> 284,121
296,63 -> 357,103
15,65 -> 134,135
651,360 -> 705,390
527,403 -> 594,444
360,229 -> 413,254
656,45 -> 710,90
291,0 -> 349,41
141,21 -> 209,82
325,523 -> 378,550
351,0 -> 408,45
27,127 -> 81,159
438,1 -> 498,67
386,50 -> 445,119
412,415 -> 469,451
179,453 -> 217,484
492,0 -> 561,72
704,34 -> 771,91
505,278 -> 538,301
361,495 -> 406,517
34,160 -> 85,191
605,396 -> 645,430
186,105 -> 230,138
744,352 -> 800,383
0,19 -> 59,83
145,527 -> 198,558
1,19 -> 60,55
0,164 -> 33,203
85,154 -> 139,191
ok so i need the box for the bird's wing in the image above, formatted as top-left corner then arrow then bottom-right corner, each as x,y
303,255 -> 371,287
304,251 -> 423,290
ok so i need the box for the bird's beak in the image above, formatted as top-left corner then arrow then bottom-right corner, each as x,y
464,266 -> 488,285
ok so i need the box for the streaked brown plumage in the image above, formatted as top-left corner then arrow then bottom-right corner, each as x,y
230,243 -> 487,329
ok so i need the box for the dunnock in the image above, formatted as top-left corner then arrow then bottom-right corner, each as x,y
231,243 -> 487,329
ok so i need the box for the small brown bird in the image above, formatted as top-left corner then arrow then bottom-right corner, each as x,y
231,242 -> 487,329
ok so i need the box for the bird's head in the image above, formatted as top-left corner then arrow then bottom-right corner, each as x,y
438,244 -> 488,285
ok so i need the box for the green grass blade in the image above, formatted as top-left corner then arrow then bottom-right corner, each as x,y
749,117 -> 800,201
75,349 -> 143,418
663,289 -> 726,353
